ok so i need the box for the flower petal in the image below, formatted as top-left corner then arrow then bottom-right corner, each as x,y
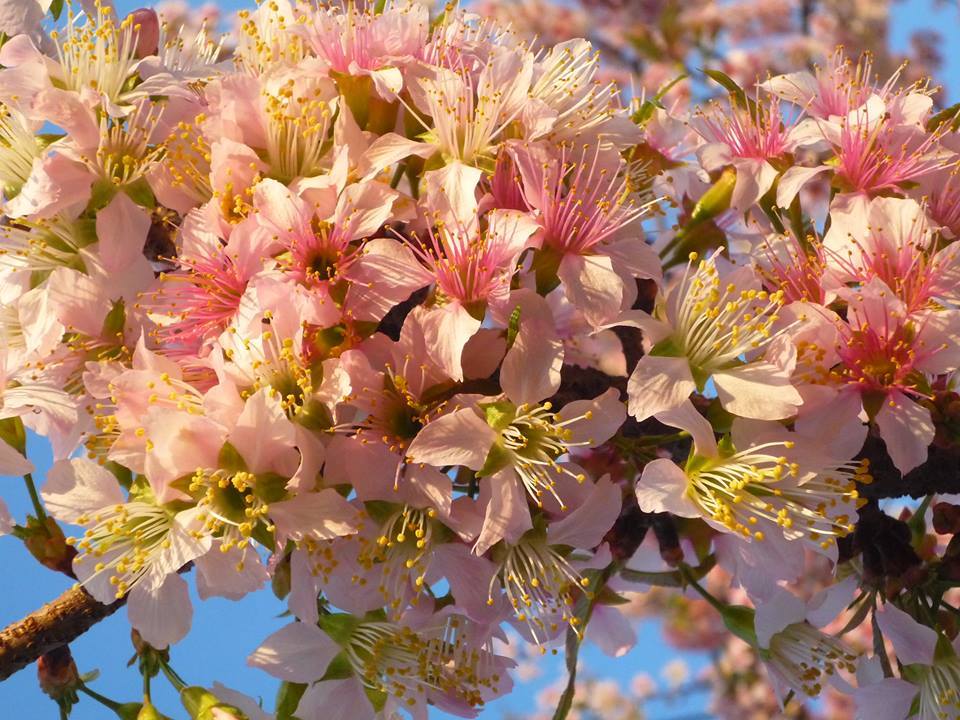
636,459 -> 698,517
248,622 -> 340,683
626,354 -> 696,421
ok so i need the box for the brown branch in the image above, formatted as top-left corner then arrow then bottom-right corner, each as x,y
0,586 -> 124,682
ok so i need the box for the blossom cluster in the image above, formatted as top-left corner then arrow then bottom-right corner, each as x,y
2,1 -> 960,719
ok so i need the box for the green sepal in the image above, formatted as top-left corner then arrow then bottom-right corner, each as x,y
320,652 -> 354,681
647,336 -> 684,358
89,180 -> 119,213
721,604 -> 758,646
480,401 -> 516,432
477,442 -> 512,479
124,178 -> 156,209
218,442 -> 248,473
318,614 -> 362,646
0,416 -> 27,454
102,298 -> 126,339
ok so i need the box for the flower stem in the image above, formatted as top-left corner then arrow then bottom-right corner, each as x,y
79,685 -> 123,712
23,473 -> 47,521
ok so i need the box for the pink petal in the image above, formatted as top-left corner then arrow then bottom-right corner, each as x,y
776,164 -> 830,209
875,603 -> 937,666
228,389 -> 298,475
557,252 -> 624,328
413,303 -> 481,382
654,400 -> 718,457
127,571 -> 193,649
852,678 -> 918,720
41,458 -> 124,522
406,408 -> 496,471
500,289 -> 563,405
730,157 -> 778,212
548,475 -> 621,548
248,622 -> 340,683
96,192 -> 151,274
195,543 -> 269,600
557,388 -> 625,447
345,237 -> 433,322
755,589 -> 807,648
473,470 -> 532,555
713,362 -> 802,420
586,605 -> 636,658
296,678 -> 374,720
626,354 -> 696,421
875,392 -> 934,474
268,489 -> 359,546
636,459 -> 698,517
0,438 -> 33,476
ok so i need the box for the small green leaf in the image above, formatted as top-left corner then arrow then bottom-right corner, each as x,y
275,682 -> 307,720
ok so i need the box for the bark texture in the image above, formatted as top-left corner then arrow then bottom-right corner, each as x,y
0,586 -> 124,682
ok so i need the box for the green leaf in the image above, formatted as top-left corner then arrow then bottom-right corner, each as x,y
275,682 -> 307,720
702,69 -> 757,114
927,102 -> 960,132
49,0 -> 64,21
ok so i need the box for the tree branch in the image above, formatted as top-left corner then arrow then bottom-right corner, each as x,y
0,586 -> 124,681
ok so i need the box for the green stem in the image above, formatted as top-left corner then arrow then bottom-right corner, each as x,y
679,564 -> 726,613
23,473 -> 47,521
160,659 -> 186,692
143,670 -> 151,700
79,685 -> 123,712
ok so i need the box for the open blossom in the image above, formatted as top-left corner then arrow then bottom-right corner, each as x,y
626,252 -> 802,422
855,604 -> 960,720
637,403 -> 866,556
515,141 -> 661,328
693,93 -> 814,211
795,278 -> 960,473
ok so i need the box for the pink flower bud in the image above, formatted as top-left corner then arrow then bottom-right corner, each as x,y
127,8 -> 160,59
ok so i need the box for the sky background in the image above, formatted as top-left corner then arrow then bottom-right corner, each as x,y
2,1 -> 959,718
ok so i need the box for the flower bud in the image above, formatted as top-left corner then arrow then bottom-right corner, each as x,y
181,686 -> 248,720
37,646 -> 80,703
19,516 -> 76,577
127,9 -> 160,59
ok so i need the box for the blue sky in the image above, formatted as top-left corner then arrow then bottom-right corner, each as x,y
1,0 -> 959,718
